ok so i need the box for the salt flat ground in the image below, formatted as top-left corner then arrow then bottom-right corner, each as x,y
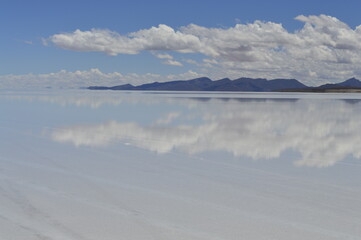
1,90 -> 361,240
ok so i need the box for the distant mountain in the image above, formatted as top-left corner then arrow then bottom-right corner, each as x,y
279,78 -> 361,92
318,78 -> 361,89
89,77 -> 308,92
89,77 -> 361,92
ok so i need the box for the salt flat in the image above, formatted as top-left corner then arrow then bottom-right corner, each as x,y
1,90 -> 361,240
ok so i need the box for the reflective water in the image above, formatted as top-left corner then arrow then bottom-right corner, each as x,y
1,90 -> 361,239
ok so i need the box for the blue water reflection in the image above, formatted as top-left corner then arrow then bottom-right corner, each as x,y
11,90 -> 357,168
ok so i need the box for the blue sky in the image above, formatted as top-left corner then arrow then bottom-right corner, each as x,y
1,0 -> 361,88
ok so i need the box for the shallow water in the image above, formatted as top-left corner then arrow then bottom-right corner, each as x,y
1,90 -> 361,240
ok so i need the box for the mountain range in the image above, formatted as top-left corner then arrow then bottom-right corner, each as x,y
88,77 -> 361,92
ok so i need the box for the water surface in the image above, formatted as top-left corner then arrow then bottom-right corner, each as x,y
1,90 -> 361,240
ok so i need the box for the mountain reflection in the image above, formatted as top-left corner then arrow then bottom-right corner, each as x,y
50,97 -> 361,167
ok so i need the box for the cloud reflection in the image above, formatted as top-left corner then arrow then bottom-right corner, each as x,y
51,97 -> 361,167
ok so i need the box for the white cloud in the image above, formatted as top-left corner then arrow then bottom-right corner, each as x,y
162,59 -> 183,66
163,70 -> 202,81
47,15 -> 361,84
0,69 -> 203,89
203,59 -> 218,64
153,53 -> 183,66
49,25 -> 202,56
184,59 -> 199,65
154,53 -> 173,59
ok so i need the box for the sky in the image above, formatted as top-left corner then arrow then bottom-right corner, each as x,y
1,0 -> 361,88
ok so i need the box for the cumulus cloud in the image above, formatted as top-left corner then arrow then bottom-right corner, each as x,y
47,15 -> 361,83
0,69 -> 203,89
49,25 -> 202,56
50,97 -> 361,167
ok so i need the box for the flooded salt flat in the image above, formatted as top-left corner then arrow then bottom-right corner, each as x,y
1,90 -> 361,240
